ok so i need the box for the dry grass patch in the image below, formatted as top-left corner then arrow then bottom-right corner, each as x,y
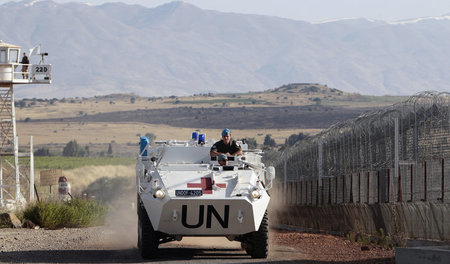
18,122 -> 321,146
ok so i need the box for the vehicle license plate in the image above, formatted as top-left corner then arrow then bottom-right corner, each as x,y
175,190 -> 203,196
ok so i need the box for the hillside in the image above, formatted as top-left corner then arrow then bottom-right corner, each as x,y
14,84 -> 406,156
16,83 -> 405,121
24,84 -> 399,130
1,0 -> 450,98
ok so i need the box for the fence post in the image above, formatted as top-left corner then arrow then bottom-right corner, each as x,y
377,170 -> 380,203
342,175 -> 345,203
321,179 -> 324,205
398,166 -> 403,202
318,138 -> 323,205
328,177 -> 332,204
410,164 -> 414,202
442,159 -> 445,202
30,136 -> 35,201
394,117 -> 399,201
316,180 -> 320,206
413,107 -> 418,204
424,161 -> 427,201
387,168 -> 390,203
300,181 -> 303,205
335,176 -> 338,204
358,172 -> 361,203
305,180 -> 308,205
287,183 -> 291,205
367,171 -> 370,203
349,173 -> 354,203
283,151 -> 287,205
14,136 -> 20,202
316,179 -> 319,205
294,182 -> 297,205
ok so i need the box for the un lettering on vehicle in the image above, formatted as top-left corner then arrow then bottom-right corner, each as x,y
181,204 -> 230,229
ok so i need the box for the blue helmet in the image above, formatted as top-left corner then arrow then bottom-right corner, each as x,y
218,154 -> 228,161
222,128 -> 231,137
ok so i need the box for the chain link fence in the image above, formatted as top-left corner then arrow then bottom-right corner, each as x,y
0,156 -> 32,208
270,91 -> 450,206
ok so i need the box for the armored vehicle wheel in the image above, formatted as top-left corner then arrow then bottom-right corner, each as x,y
138,203 -> 159,259
242,210 -> 269,259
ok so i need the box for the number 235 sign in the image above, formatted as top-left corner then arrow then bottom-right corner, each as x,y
31,65 -> 51,75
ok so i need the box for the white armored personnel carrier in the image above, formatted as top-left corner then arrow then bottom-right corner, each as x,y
136,133 -> 275,259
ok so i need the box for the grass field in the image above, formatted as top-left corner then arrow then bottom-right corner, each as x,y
17,122 -> 321,147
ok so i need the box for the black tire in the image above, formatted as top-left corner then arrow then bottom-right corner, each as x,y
138,202 -> 159,259
244,211 -> 269,259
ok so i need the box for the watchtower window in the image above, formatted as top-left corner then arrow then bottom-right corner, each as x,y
0,50 -> 5,63
9,49 -> 18,63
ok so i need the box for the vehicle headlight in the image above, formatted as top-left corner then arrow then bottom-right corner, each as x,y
251,189 -> 261,199
155,189 -> 165,199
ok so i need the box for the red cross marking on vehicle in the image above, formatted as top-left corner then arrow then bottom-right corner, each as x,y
187,177 -> 226,194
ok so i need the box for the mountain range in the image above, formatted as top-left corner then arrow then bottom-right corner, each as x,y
1,0 -> 450,98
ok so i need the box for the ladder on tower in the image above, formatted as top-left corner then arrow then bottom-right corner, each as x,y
0,84 -> 15,156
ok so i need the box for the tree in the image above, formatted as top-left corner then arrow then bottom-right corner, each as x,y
107,143 -> 113,156
63,140 -> 86,157
84,145 -> 90,157
263,134 -> 276,147
15,100 -> 26,108
34,147 -> 51,156
312,97 -> 322,105
130,97 -> 136,104
285,132 -> 308,146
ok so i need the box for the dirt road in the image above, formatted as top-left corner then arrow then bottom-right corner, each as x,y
0,201 -> 394,263
0,224 -> 394,263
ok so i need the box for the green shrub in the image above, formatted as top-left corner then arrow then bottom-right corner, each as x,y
23,198 -> 107,229
375,228 -> 391,249
345,227 -> 393,249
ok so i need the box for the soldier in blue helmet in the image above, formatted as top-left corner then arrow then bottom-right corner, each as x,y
210,128 -> 243,157
217,154 -> 228,166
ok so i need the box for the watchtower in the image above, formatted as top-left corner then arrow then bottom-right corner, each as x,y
0,40 -> 52,209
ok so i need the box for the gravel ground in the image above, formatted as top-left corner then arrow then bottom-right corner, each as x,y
0,202 -> 394,263
0,225 -> 394,263
272,230 -> 395,263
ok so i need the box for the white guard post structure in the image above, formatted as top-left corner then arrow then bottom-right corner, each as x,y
136,132 -> 276,259
0,41 -> 52,210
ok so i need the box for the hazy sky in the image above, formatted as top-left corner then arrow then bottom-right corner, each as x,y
3,0 -> 450,23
